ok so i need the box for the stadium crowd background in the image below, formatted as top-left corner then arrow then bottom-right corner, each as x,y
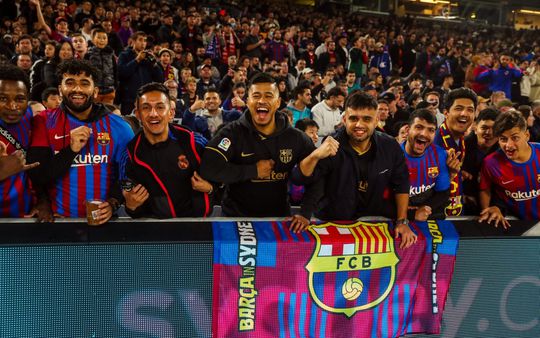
0,0 -> 539,224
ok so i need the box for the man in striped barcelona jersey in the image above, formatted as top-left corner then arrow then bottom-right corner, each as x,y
479,110 -> 540,228
401,108 -> 451,221
0,63 -> 43,217
434,87 -> 478,217
28,60 -> 134,224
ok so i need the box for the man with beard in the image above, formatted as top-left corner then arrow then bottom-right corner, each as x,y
479,110 -> 540,226
294,91 -> 417,249
120,83 -> 212,219
27,60 -> 134,224
462,108 -> 499,214
200,73 -> 315,232
401,109 -> 450,221
434,87 -> 478,217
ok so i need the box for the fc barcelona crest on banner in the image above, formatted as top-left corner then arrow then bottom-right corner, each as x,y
306,222 -> 399,317
97,132 -> 110,145
279,149 -> 293,163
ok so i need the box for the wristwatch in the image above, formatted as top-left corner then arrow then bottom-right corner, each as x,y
395,218 -> 409,226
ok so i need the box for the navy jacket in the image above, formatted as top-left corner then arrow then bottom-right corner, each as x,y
293,129 -> 409,220
117,47 -> 164,104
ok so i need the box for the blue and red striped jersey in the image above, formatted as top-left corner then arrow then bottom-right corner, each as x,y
0,107 -> 33,217
401,143 -> 450,204
31,108 -> 134,217
480,143 -> 540,220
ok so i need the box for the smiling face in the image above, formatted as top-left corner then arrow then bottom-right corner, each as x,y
343,107 -> 378,147
476,119 -> 496,149
136,90 -> 173,144
406,117 -> 437,156
0,80 -> 28,124
247,82 -> 281,134
59,72 -> 98,117
444,98 -> 475,138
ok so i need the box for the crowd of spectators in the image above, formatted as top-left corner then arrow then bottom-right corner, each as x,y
1,0 -> 540,225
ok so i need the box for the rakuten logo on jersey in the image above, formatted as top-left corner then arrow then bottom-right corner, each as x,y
72,153 -> 109,167
505,189 -> 540,201
410,183 -> 436,196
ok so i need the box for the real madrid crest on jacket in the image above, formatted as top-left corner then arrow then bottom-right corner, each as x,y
200,111 -> 315,217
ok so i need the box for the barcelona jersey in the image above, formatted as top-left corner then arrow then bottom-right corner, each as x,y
401,143 -> 450,206
0,107 -> 33,217
31,108 -> 133,217
480,143 -> 540,220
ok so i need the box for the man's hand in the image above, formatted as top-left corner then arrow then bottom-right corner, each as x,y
479,206 -> 510,229
395,223 -> 417,249
190,96 -> 205,112
446,148 -> 462,175
414,205 -> 432,222
122,184 -> 149,211
191,171 -> 213,193
231,95 -> 246,108
135,50 -> 147,63
29,0 -> 40,8
24,197 -> 54,223
256,159 -> 274,179
70,126 -> 92,153
288,214 -> 310,233
312,136 -> 339,160
90,201 -> 113,225
0,142 -> 40,180
462,170 -> 473,180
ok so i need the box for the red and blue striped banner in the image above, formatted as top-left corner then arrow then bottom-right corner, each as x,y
212,220 -> 458,338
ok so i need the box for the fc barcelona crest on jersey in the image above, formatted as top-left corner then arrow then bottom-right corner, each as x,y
428,166 -> 439,178
306,222 -> 399,317
97,132 -> 110,145
279,149 -> 293,164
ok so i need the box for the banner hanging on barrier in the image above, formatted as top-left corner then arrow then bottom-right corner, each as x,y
212,220 -> 458,338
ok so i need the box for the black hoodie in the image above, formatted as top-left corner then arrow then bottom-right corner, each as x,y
200,111 -> 315,217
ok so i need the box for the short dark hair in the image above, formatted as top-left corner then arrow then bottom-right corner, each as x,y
232,82 -> 246,91
17,34 -> 32,45
41,87 -> 59,102
249,72 -> 275,84
0,62 -> 30,91
327,87 -> 346,99
204,88 -> 220,97
136,82 -> 171,108
292,82 -> 310,100
377,99 -> 389,106
91,27 -> 107,38
476,108 -> 499,122
56,59 -> 101,83
130,31 -> 147,42
295,118 -> 319,132
248,72 -> 276,89
444,87 -> 477,111
493,110 -> 527,137
344,90 -> 377,111
408,108 -> 437,126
